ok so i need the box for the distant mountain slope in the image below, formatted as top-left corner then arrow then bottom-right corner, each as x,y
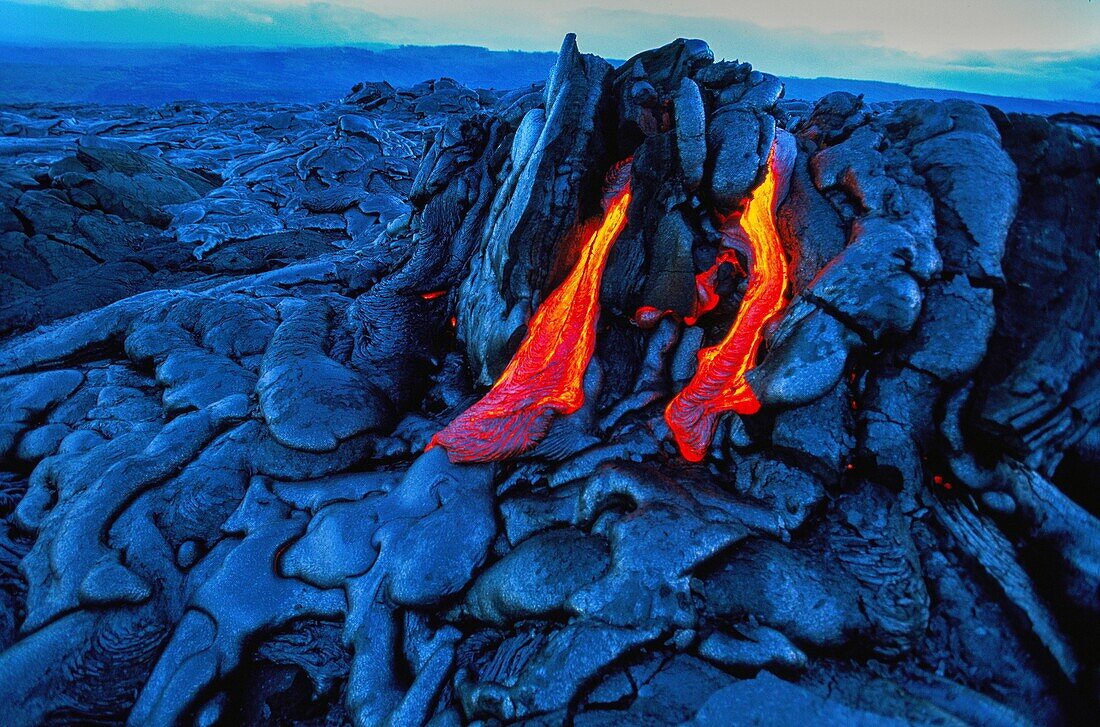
0,44 -> 557,105
780,76 -> 1100,118
2,43 -> 1097,116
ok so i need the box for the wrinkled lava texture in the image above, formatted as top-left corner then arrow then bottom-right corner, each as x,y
1,35 -> 1098,727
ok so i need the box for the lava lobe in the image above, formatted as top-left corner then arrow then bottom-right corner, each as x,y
430,172 -> 633,462
665,132 -> 796,461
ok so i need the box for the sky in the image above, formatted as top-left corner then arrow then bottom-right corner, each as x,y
2,0 -> 1098,101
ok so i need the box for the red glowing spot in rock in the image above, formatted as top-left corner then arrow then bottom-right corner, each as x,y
449,315 -> 457,329
631,247 -> 747,329
273,541 -> 291,568
420,289 -> 448,300
632,305 -> 669,329
664,142 -> 793,462
685,249 -> 746,325
429,177 -> 633,462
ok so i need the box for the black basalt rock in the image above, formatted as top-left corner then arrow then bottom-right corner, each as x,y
0,35 -> 1096,727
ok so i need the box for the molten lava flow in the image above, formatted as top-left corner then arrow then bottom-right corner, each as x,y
430,181 -> 632,462
631,247 -> 745,329
664,143 -> 792,462
685,248 -> 745,325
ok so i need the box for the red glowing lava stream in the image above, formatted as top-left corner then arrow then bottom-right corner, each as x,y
665,134 -> 796,462
430,180 -> 632,462
632,247 -> 744,329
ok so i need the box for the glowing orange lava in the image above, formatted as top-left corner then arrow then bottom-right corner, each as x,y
664,142 -> 792,462
631,245 -> 744,329
685,248 -> 745,325
430,180 -> 633,462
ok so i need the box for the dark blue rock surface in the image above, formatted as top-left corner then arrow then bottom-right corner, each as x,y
0,36 -> 1096,727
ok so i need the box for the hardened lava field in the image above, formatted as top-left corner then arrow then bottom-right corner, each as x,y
0,35 -> 1097,727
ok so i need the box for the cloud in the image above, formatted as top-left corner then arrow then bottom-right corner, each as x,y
413,6 -> 1099,102
0,0 -> 421,45
551,8 -> 1100,102
1,0 -> 1096,102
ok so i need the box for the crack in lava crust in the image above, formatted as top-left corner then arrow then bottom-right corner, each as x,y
430,180 -> 632,462
665,136 -> 796,462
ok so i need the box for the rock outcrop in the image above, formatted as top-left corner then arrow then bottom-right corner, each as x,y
0,36 -> 1096,727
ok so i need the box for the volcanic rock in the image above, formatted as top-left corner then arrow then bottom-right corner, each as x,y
0,34 -> 1096,727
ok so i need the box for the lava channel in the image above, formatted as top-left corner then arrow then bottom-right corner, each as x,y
665,134 -> 796,462
430,175 -> 632,462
